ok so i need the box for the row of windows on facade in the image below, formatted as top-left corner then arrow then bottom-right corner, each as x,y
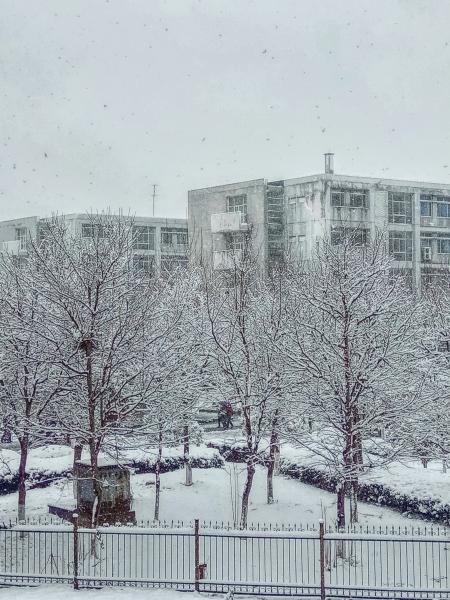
389,232 -> 450,261
222,224 -> 450,261
228,190 -> 450,225
13,225 -> 189,252
133,254 -> 188,275
331,190 -> 450,224
287,229 -> 450,262
81,224 -> 188,250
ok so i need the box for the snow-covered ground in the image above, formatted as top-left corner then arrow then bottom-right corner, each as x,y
1,586 -> 220,600
0,464 -> 438,531
207,430 -> 450,513
0,436 -> 448,530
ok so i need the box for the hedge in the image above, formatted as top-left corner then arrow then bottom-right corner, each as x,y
207,441 -> 450,525
0,448 -> 224,496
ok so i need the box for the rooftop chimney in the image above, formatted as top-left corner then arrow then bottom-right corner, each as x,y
324,153 -> 334,175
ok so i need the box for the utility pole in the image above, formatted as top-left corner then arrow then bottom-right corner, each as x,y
152,184 -> 158,217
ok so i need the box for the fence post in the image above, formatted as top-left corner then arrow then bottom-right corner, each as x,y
319,519 -> 325,600
73,513 -> 79,590
194,518 -> 200,592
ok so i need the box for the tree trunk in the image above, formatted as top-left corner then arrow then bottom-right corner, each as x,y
349,478 -> 358,525
72,442 -> 83,498
267,417 -> 279,504
90,452 -> 102,530
18,437 -> 28,522
354,430 -> 363,466
443,458 -> 447,474
240,460 -> 255,529
267,458 -> 275,505
73,442 -> 82,470
337,482 -> 346,530
154,425 -> 163,522
336,481 -> 346,559
183,425 -> 192,486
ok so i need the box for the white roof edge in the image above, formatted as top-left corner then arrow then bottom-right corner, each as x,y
283,172 -> 450,190
189,178 -> 266,194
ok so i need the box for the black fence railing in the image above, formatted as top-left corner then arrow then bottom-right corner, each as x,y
0,518 -> 450,598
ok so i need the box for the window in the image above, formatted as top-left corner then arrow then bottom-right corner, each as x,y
331,191 -> 345,207
15,227 -> 27,250
160,228 -> 188,247
437,203 -> 450,218
349,191 -> 368,208
331,227 -> 368,246
438,339 -> 450,353
422,267 -> 449,288
331,189 -> 368,208
81,223 -> 109,238
437,237 -> 450,254
288,201 -> 296,222
161,255 -> 188,273
225,232 -> 246,251
420,201 -> 432,217
133,254 -> 154,276
177,231 -> 188,245
226,194 -> 247,222
388,192 -> 413,224
132,225 -> 155,250
37,222 -> 52,247
389,231 -> 413,261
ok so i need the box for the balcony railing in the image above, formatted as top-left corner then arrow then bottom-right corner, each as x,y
0,240 -> 21,255
210,212 -> 247,233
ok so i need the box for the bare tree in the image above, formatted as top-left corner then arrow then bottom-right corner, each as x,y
115,266 -> 205,520
282,231 -> 425,528
413,274 -> 450,471
23,214 -> 159,526
202,237 -> 290,527
0,252 -> 64,521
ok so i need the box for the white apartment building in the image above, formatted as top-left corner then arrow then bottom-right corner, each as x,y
188,154 -> 450,289
0,213 -> 188,275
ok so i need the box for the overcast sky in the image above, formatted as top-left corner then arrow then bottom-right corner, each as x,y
1,0 -> 450,221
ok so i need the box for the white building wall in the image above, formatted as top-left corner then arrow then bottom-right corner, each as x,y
0,214 -> 188,274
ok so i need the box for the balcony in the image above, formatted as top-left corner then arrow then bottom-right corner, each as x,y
211,212 -> 248,233
213,249 -> 242,270
0,240 -> 20,255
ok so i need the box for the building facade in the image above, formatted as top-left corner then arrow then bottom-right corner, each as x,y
188,179 -> 284,273
188,154 -> 450,289
0,213 -> 188,275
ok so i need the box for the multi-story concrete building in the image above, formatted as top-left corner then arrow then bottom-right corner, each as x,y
188,179 -> 284,272
0,213 -> 188,275
188,154 -> 450,289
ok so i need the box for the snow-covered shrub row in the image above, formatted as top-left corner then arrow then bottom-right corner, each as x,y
0,445 -> 77,495
206,442 -> 251,464
281,462 -> 450,524
208,441 -> 450,524
0,444 -> 224,496
129,446 -> 224,474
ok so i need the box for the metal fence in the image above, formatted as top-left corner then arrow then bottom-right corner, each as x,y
1,519 -> 450,598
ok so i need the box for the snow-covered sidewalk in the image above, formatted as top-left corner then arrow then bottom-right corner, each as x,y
1,586 -> 224,600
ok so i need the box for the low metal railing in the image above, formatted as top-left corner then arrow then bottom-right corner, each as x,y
0,518 -> 449,597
